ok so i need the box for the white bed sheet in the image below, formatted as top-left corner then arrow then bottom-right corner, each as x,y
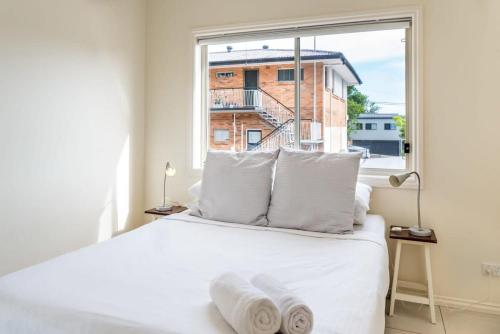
0,213 -> 389,334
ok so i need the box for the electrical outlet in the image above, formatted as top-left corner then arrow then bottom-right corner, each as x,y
482,262 -> 500,277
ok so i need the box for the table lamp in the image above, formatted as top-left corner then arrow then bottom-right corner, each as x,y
156,162 -> 176,211
389,171 -> 432,237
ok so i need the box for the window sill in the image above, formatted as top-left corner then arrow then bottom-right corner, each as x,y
358,173 -> 419,189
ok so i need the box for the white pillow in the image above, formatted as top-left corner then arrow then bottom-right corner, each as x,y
190,150 -> 279,226
188,179 -> 371,225
267,148 -> 361,234
188,180 -> 201,199
354,182 -> 372,225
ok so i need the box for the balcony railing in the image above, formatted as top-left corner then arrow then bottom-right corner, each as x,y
210,88 -> 295,126
209,88 -> 322,152
210,88 -> 262,110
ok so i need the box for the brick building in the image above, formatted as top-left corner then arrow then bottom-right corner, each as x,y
208,47 -> 361,151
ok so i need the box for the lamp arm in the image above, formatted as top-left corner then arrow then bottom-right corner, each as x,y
409,171 -> 422,229
162,163 -> 167,208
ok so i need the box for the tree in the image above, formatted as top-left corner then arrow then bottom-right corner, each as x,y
393,115 -> 406,139
347,86 -> 379,134
367,101 -> 380,113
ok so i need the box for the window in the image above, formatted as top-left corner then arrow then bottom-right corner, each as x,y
333,71 -> 343,97
194,9 -> 421,184
214,129 -> 230,142
216,72 -> 234,79
246,129 -> 262,150
325,68 -> 332,89
277,68 -> 304,81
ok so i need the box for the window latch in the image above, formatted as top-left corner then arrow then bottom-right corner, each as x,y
404,142 -> 411,154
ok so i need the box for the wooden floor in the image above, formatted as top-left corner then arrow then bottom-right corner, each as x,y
385,300 -> 500,334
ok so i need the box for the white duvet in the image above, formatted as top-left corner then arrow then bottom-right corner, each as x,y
0,213 -> 389,334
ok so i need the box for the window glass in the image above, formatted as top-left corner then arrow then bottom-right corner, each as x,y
384,123 -> 396,130
207,38 -> 296,152
214,129 -> 230,142
333,71 -> 343,97
201,25 -> 410,171
278,68 -> 304,81
246,129 -> 262,150
216,72 -> 234,79
278,69 -> 293,81
300,29 -> 407,170
324,68 -> 332,89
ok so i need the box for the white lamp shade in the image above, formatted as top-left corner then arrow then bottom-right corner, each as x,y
165,162 -> 176,177
389,172 -> 412,187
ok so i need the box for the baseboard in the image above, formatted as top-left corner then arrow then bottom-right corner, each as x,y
435,295 -> 500,315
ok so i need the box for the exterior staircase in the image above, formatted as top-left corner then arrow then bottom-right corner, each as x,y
256,109 -> 281,128
251,119 -> 295,151
209,87 -> 297,150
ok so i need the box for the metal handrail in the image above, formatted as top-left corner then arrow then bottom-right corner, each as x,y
251,118 -> 316,151
252,118 -> 294,148
209,87 -> 317,151
251,120 -> 295,151
257,87 -> 294,116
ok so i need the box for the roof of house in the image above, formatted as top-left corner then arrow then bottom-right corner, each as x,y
209,48 -> 362,85
357,113 -> 400,120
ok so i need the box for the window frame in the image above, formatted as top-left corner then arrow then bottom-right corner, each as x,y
277,68 -> 304,82
246,129 -> 262,150
213,128 -> 230,143
324,67 -> 333,90
191,7 -> 423,188
384,123 -> 397,130
216,71 -> 234,79
332,71 -> 343,97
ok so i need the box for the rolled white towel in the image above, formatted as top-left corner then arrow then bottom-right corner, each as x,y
210,273 -> 281,334
251,274 -> 313,334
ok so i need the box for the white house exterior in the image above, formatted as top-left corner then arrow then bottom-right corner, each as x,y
349,113 -> 403,156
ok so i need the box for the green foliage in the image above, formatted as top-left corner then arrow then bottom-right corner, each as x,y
347,86 -> 379,134
367,102 -> 380,113
393,115 -> 406,139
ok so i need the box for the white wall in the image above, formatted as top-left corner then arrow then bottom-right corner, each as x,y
146,0 -> 500,309
350,117 -> 401,141
0,0 -> 146,276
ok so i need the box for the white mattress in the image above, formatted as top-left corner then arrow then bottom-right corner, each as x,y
0,213 -> 389,334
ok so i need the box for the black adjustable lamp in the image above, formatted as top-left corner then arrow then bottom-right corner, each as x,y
389,171 -> 432,237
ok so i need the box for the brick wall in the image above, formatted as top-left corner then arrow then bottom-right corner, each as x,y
210,67 -> 244,89
210,113 -> 274,151
209,61 -> 347,151
210,62 -> 324,120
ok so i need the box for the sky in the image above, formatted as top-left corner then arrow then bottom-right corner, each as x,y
208,29 -> 406,114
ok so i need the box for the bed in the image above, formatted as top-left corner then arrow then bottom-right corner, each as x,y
0,212 -> 389,334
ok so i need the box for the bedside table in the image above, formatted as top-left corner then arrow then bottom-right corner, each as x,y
388,225 -> 438,324
144,206 -> 187,220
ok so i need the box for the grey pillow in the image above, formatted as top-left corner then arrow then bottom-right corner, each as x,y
267,149 -> 361,233
190,150 -> 279,226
